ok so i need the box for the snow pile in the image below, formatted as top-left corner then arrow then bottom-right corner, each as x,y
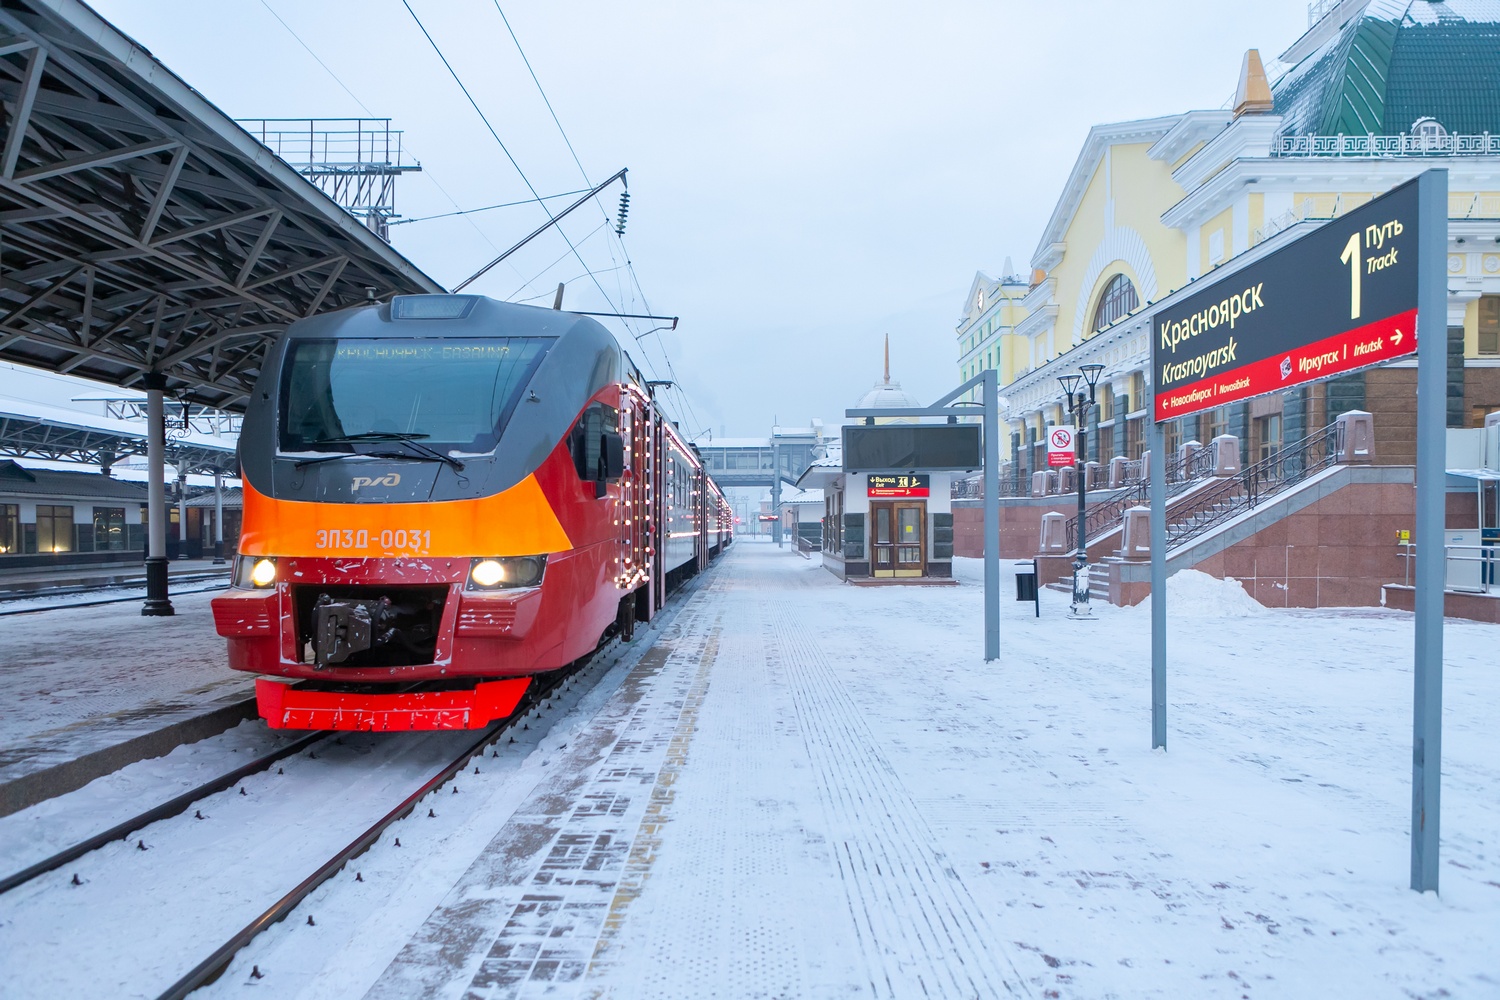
1137,568 -> 1265,618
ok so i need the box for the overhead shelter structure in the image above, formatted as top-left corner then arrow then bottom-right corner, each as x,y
0,0 -> 444,612
0,399 -> 235,475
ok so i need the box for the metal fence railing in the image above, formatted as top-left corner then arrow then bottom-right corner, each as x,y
1399,544 -> 1500,594
1164,420 -> 1340,549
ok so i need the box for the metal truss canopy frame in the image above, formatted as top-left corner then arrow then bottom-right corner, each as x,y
0,408 -> 236,475
0,0 -> 443,413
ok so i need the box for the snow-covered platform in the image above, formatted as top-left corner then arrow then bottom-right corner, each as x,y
286,540 -> 1498,999
0,591 -> 253,816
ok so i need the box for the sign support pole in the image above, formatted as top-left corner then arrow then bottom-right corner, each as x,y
1149,387 -> 1167,749
984,368 -> 1000,661
1411,167 -> 1447,893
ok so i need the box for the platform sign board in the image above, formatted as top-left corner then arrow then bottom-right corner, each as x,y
842,424 -> 981,472
1144,169 -> 1449,895
1153,176 -> 1420,422
1046,426 -> 1075,467
867,474 -> 930,497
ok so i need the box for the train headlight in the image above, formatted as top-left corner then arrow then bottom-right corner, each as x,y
233,556 -> 278,589
467,555 -> 547,590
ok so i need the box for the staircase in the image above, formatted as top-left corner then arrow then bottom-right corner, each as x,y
1046,420 -> 1343,603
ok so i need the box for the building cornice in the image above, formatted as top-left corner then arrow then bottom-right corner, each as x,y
1029,115 -> 1185,270
1013,302 -> 1058,341
1170,115 -> 1283,192
1161,155 -> 1500,230
1148,110 -> 1234,164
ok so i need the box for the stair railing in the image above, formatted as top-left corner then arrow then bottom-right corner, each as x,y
1164,420 -> 1341,549
1064,445 -> 1216,551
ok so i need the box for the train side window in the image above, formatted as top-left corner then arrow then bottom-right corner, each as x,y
569,403 -> 623,497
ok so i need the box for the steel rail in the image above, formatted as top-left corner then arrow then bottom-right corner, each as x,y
151,558 -> 720,999
0,731 -> 328,895
151,662 -> 584,1000
0,582 -> 228,617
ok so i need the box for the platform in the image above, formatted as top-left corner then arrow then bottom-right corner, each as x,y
0,557 -> 229,595
325,543 -> 1499,1000
0,590 -> 253,816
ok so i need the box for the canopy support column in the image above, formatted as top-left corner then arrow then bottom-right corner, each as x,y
142,372 -> 174,616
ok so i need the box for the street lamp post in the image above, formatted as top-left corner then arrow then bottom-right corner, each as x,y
1058,363 -> 1105,618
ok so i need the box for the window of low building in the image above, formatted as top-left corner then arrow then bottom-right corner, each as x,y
93,506 -> 127,551
37,504 -> 74,553
1092,274 -> 1139,332
0,504 -> 18,554
1479,295 -> 1499,355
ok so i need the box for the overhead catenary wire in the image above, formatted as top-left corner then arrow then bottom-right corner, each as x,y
256,0 -> 499,255
399,1 -> 618,314
486,2 -> 704,434
389,188 -> 591,226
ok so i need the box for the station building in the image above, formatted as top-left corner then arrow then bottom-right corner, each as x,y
954,0 -> 1500,613
0,459 -> 147,566
799,360 -> 958,582
962,0 -> 1500,480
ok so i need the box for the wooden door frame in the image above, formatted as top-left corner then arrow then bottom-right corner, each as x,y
869,499 -> 926,577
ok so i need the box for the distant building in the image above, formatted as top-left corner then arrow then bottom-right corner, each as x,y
0,459 -> 147,567
800,345 -> 959,582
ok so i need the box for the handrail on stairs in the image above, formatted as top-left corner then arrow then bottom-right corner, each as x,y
1163,419 -> 1341,549
1064,444 -> 1216,551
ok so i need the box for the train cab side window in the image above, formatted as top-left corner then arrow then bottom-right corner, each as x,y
569,403 -> 623,497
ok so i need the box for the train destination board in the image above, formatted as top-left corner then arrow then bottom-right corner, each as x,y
867,474 -> 930,497
1153,176 -> 1420,421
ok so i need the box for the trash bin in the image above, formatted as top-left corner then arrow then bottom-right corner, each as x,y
1015,561 -> 1038,602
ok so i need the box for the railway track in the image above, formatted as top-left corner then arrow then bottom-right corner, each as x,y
154,656 -> 596,1000
0,732 -> 328,895
0,661 -> 597,999
0,570 -> 709,999
0,572 -> 230,617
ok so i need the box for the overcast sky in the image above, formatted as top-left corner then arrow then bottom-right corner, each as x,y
80,0 -> 1314,437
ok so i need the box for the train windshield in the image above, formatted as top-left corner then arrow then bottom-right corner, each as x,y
278,337 -> 553,454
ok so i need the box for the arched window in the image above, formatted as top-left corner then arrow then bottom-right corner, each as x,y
1092,273 -> 1139,332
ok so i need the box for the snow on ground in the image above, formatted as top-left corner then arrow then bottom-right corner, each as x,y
585,548 -> 1500,998
0,579 -> 227,616
4,542 -> 1496,999
0,718 -> 295,873
0,590 -> 250,762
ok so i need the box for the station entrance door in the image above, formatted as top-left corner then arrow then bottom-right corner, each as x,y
870,501 -> 925,577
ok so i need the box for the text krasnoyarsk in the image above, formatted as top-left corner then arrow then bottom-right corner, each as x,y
1159,281 -> 1263,385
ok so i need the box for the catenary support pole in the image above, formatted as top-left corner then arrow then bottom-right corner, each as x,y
1149,391 -> 1166,748
771,438 -> 783,548
1411,167 -> 1447,893
212,471 -> 225,565
141,373 -> 174,616
176,459 -> 188,559
983,368 -> 1000,661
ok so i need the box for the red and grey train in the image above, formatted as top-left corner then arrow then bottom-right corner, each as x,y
211,294 -> 732,730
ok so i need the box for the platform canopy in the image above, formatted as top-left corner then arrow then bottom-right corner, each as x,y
0,402 -> 236,474
0,0 -> 444,412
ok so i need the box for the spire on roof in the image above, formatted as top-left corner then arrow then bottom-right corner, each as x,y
1234,49 -> 1274,117
883,333 -> 890,385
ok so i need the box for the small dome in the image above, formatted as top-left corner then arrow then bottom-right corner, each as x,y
854,380 -> 923,424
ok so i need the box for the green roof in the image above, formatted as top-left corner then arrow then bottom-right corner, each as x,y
1273,0 -> 1500,136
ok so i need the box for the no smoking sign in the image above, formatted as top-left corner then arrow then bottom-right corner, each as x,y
1047,426 -> 1076,468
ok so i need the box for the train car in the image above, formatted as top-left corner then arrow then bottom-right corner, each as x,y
211,294 -> 730,731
